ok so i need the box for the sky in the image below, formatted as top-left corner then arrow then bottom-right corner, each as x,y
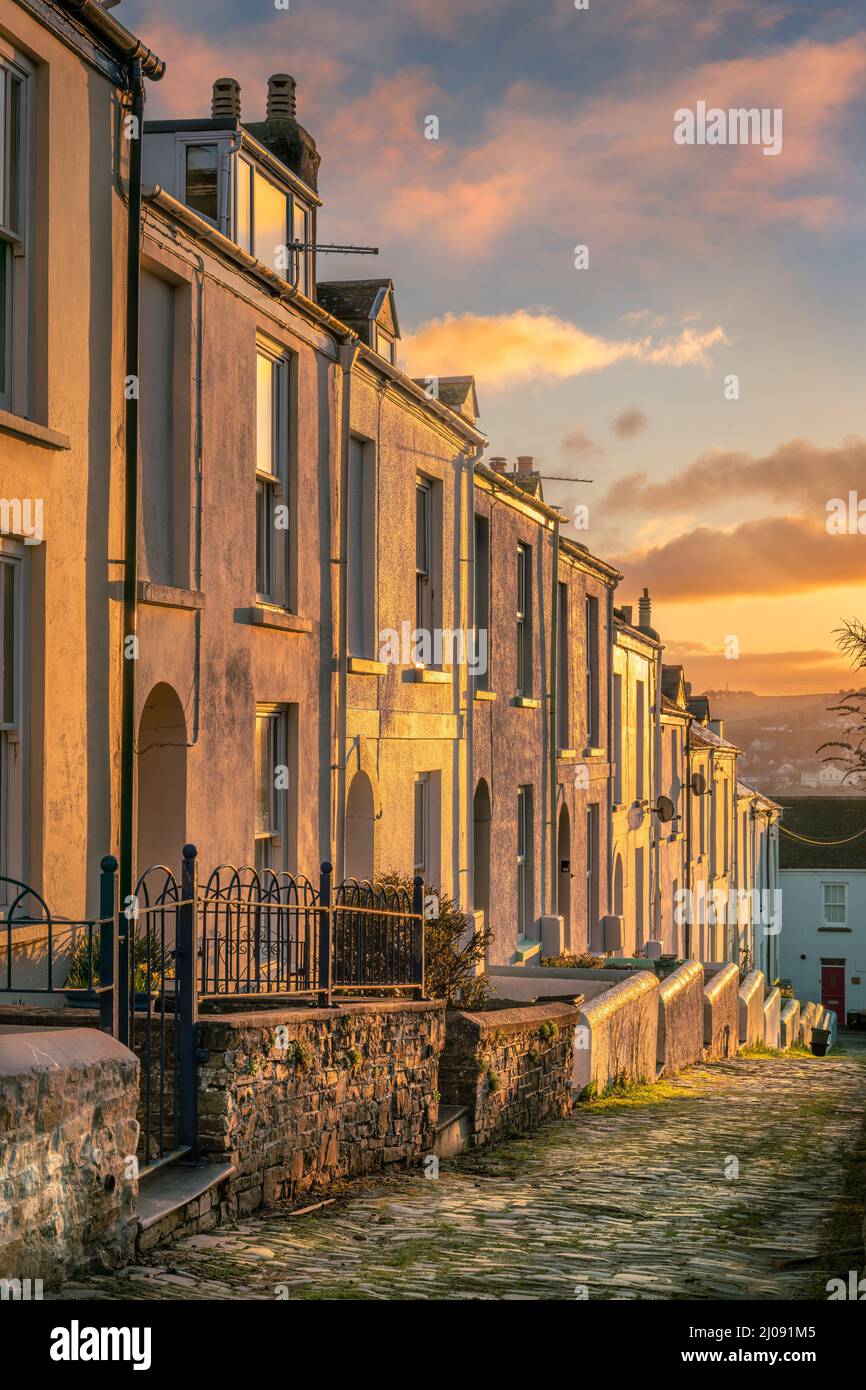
124,0 -> 866,697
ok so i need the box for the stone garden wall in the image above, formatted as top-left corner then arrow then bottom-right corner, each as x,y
195,1000 -> 444,1216
763,987 -> 782,1049
657,961 -> 704,1075
703,963 -> 740,1059
437,1000 -> 581,1147
0,1027 -> 139,1287
573,971 -> 659,1096
780,999 -> 800,1049
738,970 -> 766,1045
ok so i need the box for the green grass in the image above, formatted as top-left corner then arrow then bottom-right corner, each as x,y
578,1078 -> 691,1112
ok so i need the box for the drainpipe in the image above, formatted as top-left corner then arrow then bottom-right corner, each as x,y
119,58 -> 145,916
334,340 -> 360,881
465,443 -> 485,917
548,514 -> 560,917
605,586 -> 615,947
652,645 -> 662,943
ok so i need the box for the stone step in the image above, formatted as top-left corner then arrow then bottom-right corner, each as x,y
137,1158 -> 236,1251
434,1104 -> 470,1158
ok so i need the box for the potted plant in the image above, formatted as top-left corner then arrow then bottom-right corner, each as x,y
65,928 -> 174,1009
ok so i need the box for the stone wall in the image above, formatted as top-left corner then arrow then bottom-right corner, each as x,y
738,970 -> 765,1045
438,1001 -> 581,1147
657,961 -> 704,1075
780,999 -> 800,1050
703,963 -> 739,1059
763,987 -> 781,1049
0,1027 -> 139,1287
573,970 -> 659,1096
195,1000 -> 444,1215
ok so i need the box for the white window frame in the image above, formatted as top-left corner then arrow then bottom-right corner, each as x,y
0,543 -> 24,898
414,773 -> 429,877
517,543 -> 532,696
821,881 -> 847,928
177,136 -> 221,228
255,339 -> 291,607
0,47 -> 31,416
254,705 -> 288,874
415,477 -> 433,640
517,784 -> 533,941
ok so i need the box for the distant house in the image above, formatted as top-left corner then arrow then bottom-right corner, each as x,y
778,798 -> 866,1025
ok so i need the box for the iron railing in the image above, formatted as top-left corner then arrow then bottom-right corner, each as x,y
0,848 -> 427,1170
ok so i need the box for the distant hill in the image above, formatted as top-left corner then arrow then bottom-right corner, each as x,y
699,690 -> 865,797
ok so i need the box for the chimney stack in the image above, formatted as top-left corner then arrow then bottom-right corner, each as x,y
516,455 -> 535,473
639,587 -> 652,630
621,605 -> 633,626
212,77 -> 241,120
488,456 -> 508,473
267,73 -> 297,120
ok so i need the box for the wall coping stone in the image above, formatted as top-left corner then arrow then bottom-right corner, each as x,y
659,959 -> 704,1003
199,999 -> 444,1031
0,1026 -> 137,1076
446,999 -> 583,1038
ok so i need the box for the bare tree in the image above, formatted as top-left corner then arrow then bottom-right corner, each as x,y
817,620 -> 866,783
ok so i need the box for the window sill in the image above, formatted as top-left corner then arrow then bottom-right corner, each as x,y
139,581 -> 205,611
406,667 -> 451,684
514,938 -> 541,964
0,408 -> 71,452
557,748 -> 577,760
348,657 -> 387,676
474,688 -> 497,702
511,696 -> 540,709
582,746 -> 606,759
237,605 -> 312,634
818,926 -> 851,933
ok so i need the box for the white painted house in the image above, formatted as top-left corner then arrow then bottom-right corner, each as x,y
778,798 -> 866,1025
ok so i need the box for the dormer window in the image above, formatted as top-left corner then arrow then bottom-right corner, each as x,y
375,327 -> 396,365
185,144 -> 219,223
235,156 -> 311,292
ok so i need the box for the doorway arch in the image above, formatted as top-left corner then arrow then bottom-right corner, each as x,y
136,683 -> 187,877
473,779 -> 491,936
345,770 -> 375,881
557,803 -> 571,945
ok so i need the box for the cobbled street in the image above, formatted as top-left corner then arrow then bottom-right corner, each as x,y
62,1051 -> 866,1302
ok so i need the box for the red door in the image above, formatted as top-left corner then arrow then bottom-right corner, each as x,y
821,964 -> 845,1021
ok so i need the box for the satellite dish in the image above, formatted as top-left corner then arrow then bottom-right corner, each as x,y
655,795 -> 676,824
690,771 -> 707,796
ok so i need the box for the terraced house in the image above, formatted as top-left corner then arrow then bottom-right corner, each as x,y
0,0 -> 780,994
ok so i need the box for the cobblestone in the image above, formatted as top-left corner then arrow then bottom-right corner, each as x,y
59,1051 -> 866,1301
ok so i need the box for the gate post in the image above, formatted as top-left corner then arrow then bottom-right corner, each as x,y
177,843 -> 199,1154
116,869 -> 131,1048
317,861 -> 332,1008
412,876 -> 425,1000
99,855 -> 118,1037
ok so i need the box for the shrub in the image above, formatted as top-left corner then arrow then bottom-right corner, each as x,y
65,927 -> 173,994
538,1020 -> 560,1043
378,871 -> 494,1008
541,951 -> 605,969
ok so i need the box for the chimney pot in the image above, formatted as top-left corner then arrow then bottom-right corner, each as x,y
488,456 -> 508,473
212,77 -> 241,120
516,455 -> 534,473
621,605 -> 633,626
267,73 -> 297,120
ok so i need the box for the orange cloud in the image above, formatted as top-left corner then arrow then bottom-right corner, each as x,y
400,310 -> 727,387
603,437 -> 866,515
613,515 -> 866,602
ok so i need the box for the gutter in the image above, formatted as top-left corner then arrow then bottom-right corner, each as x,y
58,0 -> 165,78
